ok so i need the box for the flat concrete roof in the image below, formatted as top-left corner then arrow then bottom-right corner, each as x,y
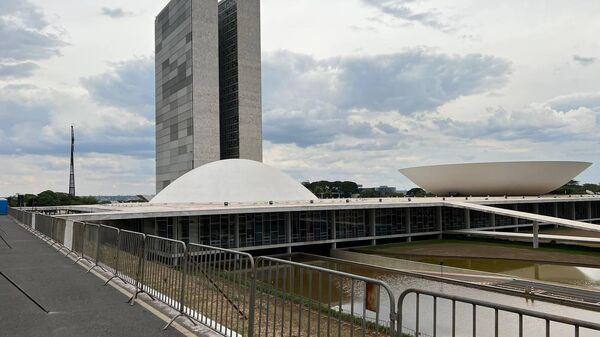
20,195 -> 600,222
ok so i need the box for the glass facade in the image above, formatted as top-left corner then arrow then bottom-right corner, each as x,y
539,203 -> 555,217
218,0 -> 240,159
111,201 -> 594,250
239,213 -> 287,247
410,207 -> 438,233
575,202 -> 588,220
442,207 -> 465,231
291,211 -> 331,243
335,210 -> 367,239
592,201 -> 600,219
557,202 -> 573,219
471,211 -> 491,228
374,208 -> 408,236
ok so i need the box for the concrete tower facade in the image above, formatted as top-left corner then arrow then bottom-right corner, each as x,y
155,0 -> 262,193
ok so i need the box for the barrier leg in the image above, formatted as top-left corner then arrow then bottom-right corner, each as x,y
163,313 -> 197,330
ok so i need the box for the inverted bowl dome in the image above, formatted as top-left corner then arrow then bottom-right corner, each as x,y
399,161 -> 592,196
151,159 -> 317,204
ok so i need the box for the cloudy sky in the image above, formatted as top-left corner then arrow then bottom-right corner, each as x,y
1,0 -> 599,196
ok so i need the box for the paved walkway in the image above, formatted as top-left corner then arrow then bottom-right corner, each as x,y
0,216 -> 185,337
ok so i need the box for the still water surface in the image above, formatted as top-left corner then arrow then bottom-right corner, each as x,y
407,256 -> 600,290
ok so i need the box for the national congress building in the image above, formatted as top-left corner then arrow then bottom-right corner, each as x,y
155,0 -> 262,193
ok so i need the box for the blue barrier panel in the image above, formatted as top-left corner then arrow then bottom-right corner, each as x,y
0,199 -> 7,216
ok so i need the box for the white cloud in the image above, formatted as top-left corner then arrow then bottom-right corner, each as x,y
0,153 -> 154,196
1,0 -> 600,194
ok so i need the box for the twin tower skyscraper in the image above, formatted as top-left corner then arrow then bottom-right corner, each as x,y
155,0 -> 262,193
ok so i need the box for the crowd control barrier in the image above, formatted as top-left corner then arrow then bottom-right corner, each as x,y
8,207 -> 600,337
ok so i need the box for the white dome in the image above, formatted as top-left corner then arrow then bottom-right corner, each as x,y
151,159 -> 317,204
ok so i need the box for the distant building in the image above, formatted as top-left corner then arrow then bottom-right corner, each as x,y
359,186 -> 398,196
155,0 -> 262,193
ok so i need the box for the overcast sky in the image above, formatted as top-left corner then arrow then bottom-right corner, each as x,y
1,0 -> 599,196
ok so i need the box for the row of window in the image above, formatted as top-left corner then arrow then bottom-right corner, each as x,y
123,202 -> 600,249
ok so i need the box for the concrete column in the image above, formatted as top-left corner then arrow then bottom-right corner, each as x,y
369,209 -> 377,246
512,204 -> 519,228
490,213 -> 495,228
437,207 -> 443,239
32,213 -> 36,230
331,210 -> 337,250
465,209 -> 471,229
234,214 -> 240,248
571,202 -> 577,220
553,203 -> 559,229
587,201 -> 593,222
406,208 -> 412,243
64,220 -> 74,250
285,212 -> 292,254
533,221 -> 539,249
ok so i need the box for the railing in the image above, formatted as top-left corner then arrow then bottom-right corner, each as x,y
7,208 -> 600,337
397,289 -> 600,337
183,244 -> 256,337
68,221 -> 86,259
143,235 -> 187,315
254,256 -> 397,337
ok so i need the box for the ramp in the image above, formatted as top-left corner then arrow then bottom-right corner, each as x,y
448,229 -> 600,245
445,201 -> 600,233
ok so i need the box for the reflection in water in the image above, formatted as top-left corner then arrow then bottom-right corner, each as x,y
289,255 -> 600,337
409,256 -> 600,289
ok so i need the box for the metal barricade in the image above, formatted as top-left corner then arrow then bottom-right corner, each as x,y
80,223 -> 100,264
36,214 -> 54,241
397,289 -> 600,337
183,244 -> 256,337
50,217 -> 68,252
93,225 -> 120,274
68,222 -> 86,259
143,235 -> 190,328
106,230 -> 145,288
254,256 -> 397,337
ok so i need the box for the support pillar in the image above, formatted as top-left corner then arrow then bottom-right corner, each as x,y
331,210 -> 337,250
368,209 -> 376,246
285,212 -> 292,254
571,202 -> 577,220
465,209 -> 471,230
32,213 -> 36,230
65,220 -> 74,250
234,214 -> 240,249
437,207 -> 443,239
533,221 -> 539,249
553,203 -> 559,228
406,208 -> 412,243
490,213 -> 495,229
587,201 -> 593,222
